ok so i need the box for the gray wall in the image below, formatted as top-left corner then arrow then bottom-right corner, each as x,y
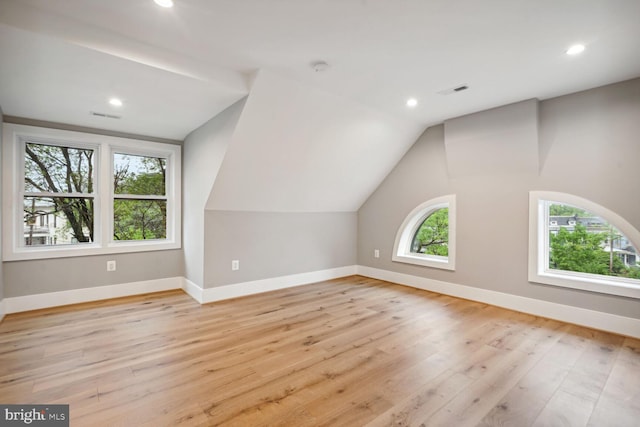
0,106 -> 4,316
4,251 -> 183,298
358,78 -> 640,319
183,97 -> 358,289
182,99 -> 246,287
2,119 -> 184,298
204,211 -> 357,287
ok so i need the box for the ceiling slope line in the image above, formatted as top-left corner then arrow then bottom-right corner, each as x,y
0,1 -> 249,93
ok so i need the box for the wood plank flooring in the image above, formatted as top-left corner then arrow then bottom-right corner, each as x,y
1,275 -> 638,426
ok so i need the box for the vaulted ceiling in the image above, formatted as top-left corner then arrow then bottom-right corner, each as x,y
1,1 -> 639,212
1,0 -> 639,140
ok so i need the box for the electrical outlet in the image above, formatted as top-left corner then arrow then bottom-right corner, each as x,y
231,260 -> 240,271
374,249 -> 380,258
107,260 -> 116,271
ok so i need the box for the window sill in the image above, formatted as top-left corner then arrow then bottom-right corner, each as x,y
529,269 -> 640,299
392,253 -> 455,271
3,241 -> 181,261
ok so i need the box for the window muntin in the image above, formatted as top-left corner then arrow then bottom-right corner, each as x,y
3,123 -> 181,261
529,191 -> 640,298
411,208 -> 449,256
393,195 -> 456,270
113,153 -> 167,241
23,141 -> 96,247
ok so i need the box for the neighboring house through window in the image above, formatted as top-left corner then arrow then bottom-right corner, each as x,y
2,123 -> 181,260
529,191 -> 640,299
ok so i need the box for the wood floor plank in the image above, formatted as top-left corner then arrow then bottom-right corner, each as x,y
0,276 -> 637,426
477,324 -> 588,427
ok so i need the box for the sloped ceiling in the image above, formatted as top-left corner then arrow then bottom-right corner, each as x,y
1,0 -> 639,212
207,70 -> 424,212
2,1 -> 640,139
0,24 -> 246,140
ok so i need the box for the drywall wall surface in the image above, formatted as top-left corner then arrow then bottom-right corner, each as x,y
1,118 -> 185,298
204,210 -> 357,287
358,78 -> 640,319
0,107 -> 4,313
182,99 -> 246,287
207,69 -> 424,212
444,99 -> 539,177
3,116 -> 183,145
3,249 -> 183,298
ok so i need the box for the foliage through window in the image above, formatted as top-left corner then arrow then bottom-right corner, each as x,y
529,191 -> 640,299
113,153 -> 167,241
393,195 -> 456,270
548,203 -> 640,279
23,142 -> 95,246
411,208 -> 449,256
3,123 -> 181,260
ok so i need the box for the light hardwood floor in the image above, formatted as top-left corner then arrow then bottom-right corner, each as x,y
1,276 -> 638,426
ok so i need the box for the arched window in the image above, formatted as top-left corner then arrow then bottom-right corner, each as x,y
529,191 -> 640,298
393,195 -> 456,270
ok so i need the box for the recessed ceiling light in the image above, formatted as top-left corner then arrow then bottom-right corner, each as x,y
406,98 -> 418,108
109,98 -> 123,107
566,44 -> 585,55
154,0 -> 174,8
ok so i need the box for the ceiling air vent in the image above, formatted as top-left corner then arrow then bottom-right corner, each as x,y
90,111 -> 121,119
437,84 -> 469,95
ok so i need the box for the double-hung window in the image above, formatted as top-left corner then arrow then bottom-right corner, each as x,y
2,123 -> 181,260
112,152 -> 168,242
23,141 -> 97,247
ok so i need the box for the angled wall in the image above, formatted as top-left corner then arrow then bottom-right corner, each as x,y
358,78 -> 640,320
202,70 -> 423,288
207,69 -> 424,212
182,98 -> 246,288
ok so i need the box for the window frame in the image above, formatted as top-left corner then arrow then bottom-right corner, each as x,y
2,123 -> 181,261
528,191 -> 640,299
110,147 -> 172,245
392,194 -> 456,270
22,138 -> 100,248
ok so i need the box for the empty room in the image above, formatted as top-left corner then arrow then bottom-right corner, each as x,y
0,1 -> 639,426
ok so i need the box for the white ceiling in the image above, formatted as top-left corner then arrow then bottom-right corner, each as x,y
207,70 -> 424,212
1,0 -> 639,140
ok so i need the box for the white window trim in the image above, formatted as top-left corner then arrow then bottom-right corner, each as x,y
392,194 -> 456,270
528,191 -> 640,299
2,123 -> 181,261
109,146 -> 174,247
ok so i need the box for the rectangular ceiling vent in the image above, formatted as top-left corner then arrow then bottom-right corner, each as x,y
437,84 -> 469,95
90,111 -> 121,119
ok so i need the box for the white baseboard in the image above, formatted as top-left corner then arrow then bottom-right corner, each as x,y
200,265 -> 357,304
181,277 -> 204,304
4,277 -> 183,314
1,266 -> 357,314
357,265 -> 640,339
3,265 -> 636,338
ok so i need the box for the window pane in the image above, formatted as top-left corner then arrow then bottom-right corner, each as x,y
113,153 -> 166,196
23,196 -> 94,245
114,199 -> 167,241
548,203 -> 640,279
25,143 -> 94,194
411,208 -> 449,256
